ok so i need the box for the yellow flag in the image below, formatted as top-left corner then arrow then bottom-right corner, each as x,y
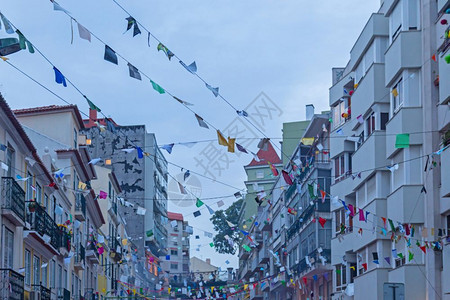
227,137 -> 235,153
392,88 -> 398,97
244,284 -> 248,290
217,130 -> 228,147
122,239 -> 128,246
301,137 -> 315,145
431,228 -> 435,236
0,56 -> 9,61
78,181 -> 87,190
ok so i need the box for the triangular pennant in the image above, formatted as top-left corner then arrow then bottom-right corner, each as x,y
161,144 -> 174,154
16,30 -> 34,53
156,43 -> 174,60
236,143 -> 248,154
205,83 -> 219,97
150,80 -> 165,94
318,217 -> 327,228
195,198 -> 204,208
85,96 -> 101,112
77,22 -> 91,42
179,61 -> 197,73
195,114 -> 209,129
173,96 -> 193,106
282,170 -> 293,185
217,130 -> 228,147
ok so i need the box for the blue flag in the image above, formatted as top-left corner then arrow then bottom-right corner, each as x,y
53,67 -> 67,87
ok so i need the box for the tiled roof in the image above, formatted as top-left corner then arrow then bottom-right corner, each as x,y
13,104 -> 85,129
246,141 -> 281,167
168,212 -> 184,221
0,94 -> 57,187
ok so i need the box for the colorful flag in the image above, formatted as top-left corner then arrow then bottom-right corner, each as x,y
282,170 -> 293,185
196,198 -> 204,208
268,162 -> 279,176
77,22 -> 91,42
205,83 -> 219,97
227,137 -> 235,153
127,63 -> 141,80
236,143 -> 248,153
301,137 -> 315,145
193,210 -> 201,217
395,134 -> 410,148
195,114 -> 209,129
217,130 -> 228,147
179,61 -> 197,73
161,144 -> 174,154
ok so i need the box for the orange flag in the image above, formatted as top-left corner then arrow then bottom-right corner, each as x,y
217,130 -> 228,147
227,137 -> 235,153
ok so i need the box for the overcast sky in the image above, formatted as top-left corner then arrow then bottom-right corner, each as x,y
0,0 -> 380,269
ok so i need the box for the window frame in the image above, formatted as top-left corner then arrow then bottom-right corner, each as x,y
392,78 -> 403,114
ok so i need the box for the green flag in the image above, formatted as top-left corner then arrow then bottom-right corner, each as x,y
146,230 -> 153,237
150,80 -> 165,94
308,184 -> 316,199
85,96 -> 101,112
397,253 -> 404,259
388,219 -> 396,232
395,134 -> 410,148
209,242 -> 214,247
408,251 -> 414,262
243,244 -> 251,252
445,54 -> 450,64
196,198 -> 204,208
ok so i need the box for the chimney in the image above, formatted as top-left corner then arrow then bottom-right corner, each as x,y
306,104 -> 315,120
89,108 -> 97,123
206,258 -> 211,265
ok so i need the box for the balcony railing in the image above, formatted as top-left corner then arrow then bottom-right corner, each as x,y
1,177 -> 26,222
57,288 -> 70,300
74,243 -> 85,264
0,268 -> 24,300
26,201 -> 60,250
32,284 -> 51,300
57,227 -> 71,253
75,194 -> 86,221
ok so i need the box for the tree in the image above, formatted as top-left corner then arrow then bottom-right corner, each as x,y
210,199 -> 243,255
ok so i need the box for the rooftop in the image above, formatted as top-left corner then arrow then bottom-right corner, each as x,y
13,104 -> 85,129
167,212 -> 183,222
246,141 -> 281,167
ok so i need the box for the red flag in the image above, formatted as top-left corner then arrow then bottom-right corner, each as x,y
348,204 -> 355,217
320,190 -> 326,203
420,246 -> 427,254
381,217 -> 387,228
48,182 -> 56,187
302,277 -> 307,285
318,217 -> 327,228
268,162 -> 279,177
432,54 -> 437,62
362,263 -> 367,271
282,170 -> 293,185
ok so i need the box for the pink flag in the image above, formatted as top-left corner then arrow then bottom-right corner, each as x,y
99,191 -> 107,199
359,208 -> 365,221
348,204 -> 355,217
282,170 -> 293,185
98,246 -> 104,255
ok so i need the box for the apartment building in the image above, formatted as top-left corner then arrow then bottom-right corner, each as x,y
283,112 -> 333,300
160,212 -> 192,285
82,108 -> 168,276
329,0 -> 450,299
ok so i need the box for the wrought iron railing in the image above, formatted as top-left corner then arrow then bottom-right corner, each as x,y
1,177 -> 26,221
0,269 -> 24,300
25,201 -> 60,249
74,243 -> 85,264
57,288 -> 70,300
32,284 -> 51,300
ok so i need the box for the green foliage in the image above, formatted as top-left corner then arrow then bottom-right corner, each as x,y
209,199 -> 243,255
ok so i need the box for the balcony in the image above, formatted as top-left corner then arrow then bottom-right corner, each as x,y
329,72 -> 354,106
109,237 -> 122,262
350,64 -> 389,120
352,132 -> 388,182
385,107 -> 423,158
349,14 -> 388,70
0,268 -> 24,300
85,241 -> 100,265
385,31 -> 422,85
32,284 -> 51,300
74,194 -> 86,222
57,228 -> 71,256
25,201 -> 60,256
258,245 -> 269,264
57,288 -> 70,300
387,185 -> 424,224
354,268 -> 388,299
74,243 -> 86,272
1,177 -> 26,226
388,265 -> 426,299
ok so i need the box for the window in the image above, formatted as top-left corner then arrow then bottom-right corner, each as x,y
5,144 -> 15,178
380,113 -> 389,130
350,263 -> 357,283
3,227 -> 14,269
64,269 -> 68,289
25,249 -> 31,286
36,183 -> 42,204
72,272 -> 75,295
335,209 -> 353,234
335,264 -> 347,290
26,172 -> 33,201
33,255 -> 40,285
170,263 -> 178,270
50,260 -> 55,288
334,154 -> 351,183
390,1 -> 402,40
44,194 -> 49,214
332,99 -> 350,129
170,249 -> 178,256
256,171 -> 264,179
57,264 -> 62,289
392,78 -> 403,113
74,128 -> 78,148
366,113 -> 376,136
42,263 -> 48,287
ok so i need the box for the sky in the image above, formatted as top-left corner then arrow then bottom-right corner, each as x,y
0,0 -> 380,269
